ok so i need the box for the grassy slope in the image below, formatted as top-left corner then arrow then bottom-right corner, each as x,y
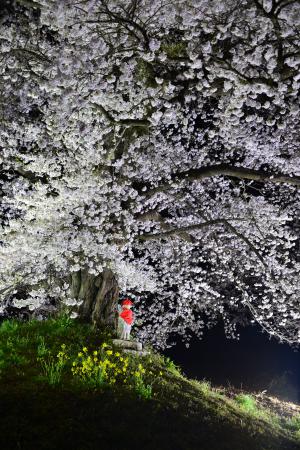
0,317 -> 299,450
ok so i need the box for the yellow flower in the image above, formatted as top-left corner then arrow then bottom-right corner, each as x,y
159,371 -> 163,376
102,343 -> 108,348
115,352 -> 120,357
106,350 -> 113,355
120,357 -> 124,362
82,347 -> 88,353
78,352 -> 83,357
93,351 -> 98,356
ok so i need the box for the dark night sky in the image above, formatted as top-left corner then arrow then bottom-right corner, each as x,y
163,323 -> 300,403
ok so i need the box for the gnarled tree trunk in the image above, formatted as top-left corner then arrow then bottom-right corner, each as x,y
70,268 -> 119,328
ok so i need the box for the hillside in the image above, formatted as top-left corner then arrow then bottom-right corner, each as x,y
0,316 -> 299,450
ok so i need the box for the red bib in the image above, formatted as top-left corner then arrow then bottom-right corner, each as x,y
120,309 -> 133,325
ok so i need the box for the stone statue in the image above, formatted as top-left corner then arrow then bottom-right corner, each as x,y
117,298 -> 134,340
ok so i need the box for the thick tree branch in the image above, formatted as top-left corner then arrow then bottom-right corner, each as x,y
16,0 -> 41,8
138,219 -> 224,240
92,103 -> 150,127
13,167 -> 49,184
0,284 -> 16,296
12,48 -> 51,63
137,211 -> 194,242
138,218 -> 266,266
139,164 -> 300,198
275,0 -> 300,15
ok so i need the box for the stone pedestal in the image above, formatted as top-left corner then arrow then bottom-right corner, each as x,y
111,338 -> 150,355
112,339 -> 142,352
123,348 -> 151,356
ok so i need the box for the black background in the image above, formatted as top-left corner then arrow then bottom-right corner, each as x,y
164,323 -> 300,403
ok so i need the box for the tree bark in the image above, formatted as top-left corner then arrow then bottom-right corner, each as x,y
138,164 -> 300,199
70,268 -> 119,328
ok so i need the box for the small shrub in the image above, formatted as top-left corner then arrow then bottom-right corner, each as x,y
0,320 -> 19,334
37,336 -> 49,358
285,414 -> 300,433
0,349 -> 6,370
50,314 -> 73,335
235,394 -> 257,412
18,335 -> 30,347
38,344 -> 69,385
134,376 -> 152,400
129,361 -> 153,399
2,337 -> 27,366
163,356 -> 182,376
198,380 -> 212,395
55,314 -> 72,329
38,356 -> 63,385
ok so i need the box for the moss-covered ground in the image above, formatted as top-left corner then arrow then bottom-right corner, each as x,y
0,316 -> 299,450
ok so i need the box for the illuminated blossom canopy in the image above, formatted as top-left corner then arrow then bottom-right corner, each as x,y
0,0 -> 299,348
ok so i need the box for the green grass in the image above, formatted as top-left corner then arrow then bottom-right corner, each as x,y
0,316 -> 299,450
235,393 -> 258,412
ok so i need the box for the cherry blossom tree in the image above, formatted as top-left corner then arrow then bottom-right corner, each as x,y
0,0 -> 299,348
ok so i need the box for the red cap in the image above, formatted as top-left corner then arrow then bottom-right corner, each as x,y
122,298 -> 133,306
